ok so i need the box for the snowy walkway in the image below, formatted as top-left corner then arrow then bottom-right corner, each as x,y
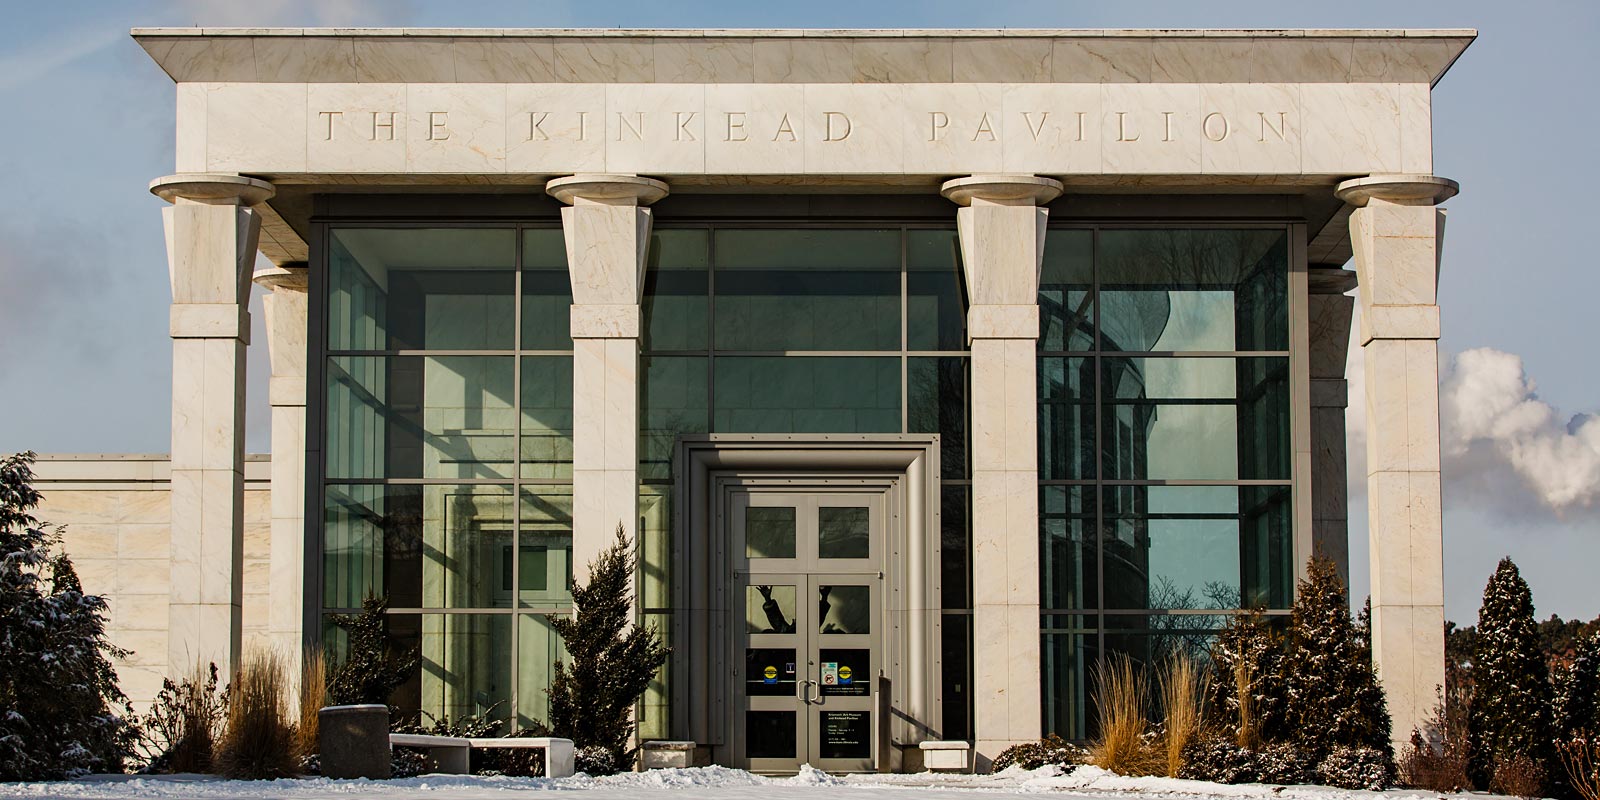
0,765 -> 1503,800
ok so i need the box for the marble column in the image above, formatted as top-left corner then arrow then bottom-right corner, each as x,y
941,175 -> 1063,765
1334,174 -> 1458,749
150,173 -> 275,679
252,263 -> 309,666
547,174 -> 668,574
1307,268 -> 1358,587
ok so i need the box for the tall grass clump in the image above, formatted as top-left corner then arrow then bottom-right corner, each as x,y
214,649 -> 300,779
1159,652 -> 1206,777
296,648 -> 327,758
1091,654 -> 1157,776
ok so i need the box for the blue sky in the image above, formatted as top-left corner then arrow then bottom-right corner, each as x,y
0,0 -> 1595,623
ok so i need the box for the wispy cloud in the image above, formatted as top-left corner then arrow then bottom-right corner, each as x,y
0,26 -> 124,92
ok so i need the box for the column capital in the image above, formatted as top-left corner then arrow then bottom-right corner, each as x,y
150,173 -> 275,206
252,263 -> 309,293
1334,174 -> 1459,207
940,174 -> 1063,207
546,174 -> 669,206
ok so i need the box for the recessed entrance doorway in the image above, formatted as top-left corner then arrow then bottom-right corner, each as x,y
733,491 -> 884,773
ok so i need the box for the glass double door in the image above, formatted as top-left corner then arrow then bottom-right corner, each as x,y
734,491 -> 882,773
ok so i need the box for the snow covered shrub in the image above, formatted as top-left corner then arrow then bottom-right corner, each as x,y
1316,745 -> 1394,790
1090,654 -> 1158,775
1558,738 -> 1600,800
0,452 -> 136,780
990,734 -> 1085,771
327,595 -> 418,707
1466,558 -> 1553,792
1158,651 -> 1206,778
392,702 -> 506,739
1284,559 -> 1393,770
1178,734 -> 1258,783
1256,742 -> 1314,785
546,525 -> 670,772
1491,753 -> 1547,800
1206,611 -> 1288,749
478,728 -> 553,777
214,649 -> 299,779
574,744 -> 617,775
133,662 -> 228,773
390,746 -> 435,778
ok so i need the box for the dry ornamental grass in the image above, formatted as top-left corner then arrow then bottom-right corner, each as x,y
214,649 -> 301,780
1159,652 -> 1206,778
297,649 -> 327,759
1090,655 -> 1161,776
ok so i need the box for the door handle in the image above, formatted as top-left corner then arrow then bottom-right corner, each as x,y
800,678 -> 820,705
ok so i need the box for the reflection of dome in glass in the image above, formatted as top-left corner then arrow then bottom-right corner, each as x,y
1098,291 -> 1171,355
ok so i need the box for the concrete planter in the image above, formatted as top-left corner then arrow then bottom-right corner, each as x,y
318,704 -> 391,779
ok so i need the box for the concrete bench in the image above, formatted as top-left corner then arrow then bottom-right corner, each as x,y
389,733 -> 576,777
918,740 -> 972,772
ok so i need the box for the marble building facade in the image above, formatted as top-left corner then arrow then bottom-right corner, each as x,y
32,27 -> 1469,772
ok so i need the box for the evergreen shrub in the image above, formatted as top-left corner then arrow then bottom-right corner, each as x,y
1316,746 -> 1393,790
991,735 -> 1085,771
327,595 -> 418,707
1466,558 -> 1553,792
0,452 -> 136,779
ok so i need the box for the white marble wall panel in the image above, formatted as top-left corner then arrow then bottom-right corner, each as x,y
407,84 -> 505,173
704,84 -> 806,174
307,84 -> 407,173
506,84 -> 606,173
206,83 -> 307,172
193,81 -> 1431,178
1300,83 -> 1402,175
605,84 -> 706,174
175,84 -> 208,172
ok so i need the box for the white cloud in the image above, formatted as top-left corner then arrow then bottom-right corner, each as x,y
1346,304 -> 1600,515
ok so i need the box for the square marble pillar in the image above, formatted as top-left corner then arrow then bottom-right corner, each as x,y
1337,174 -> 1456,750
942,175 -> 1061,766
1307,287 -> 1356,585
254,265 -> 309,666
549,175 -> 667,574
154,173 -> 274,679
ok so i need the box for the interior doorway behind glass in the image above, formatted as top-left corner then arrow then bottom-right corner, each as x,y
731,490 -> 884,773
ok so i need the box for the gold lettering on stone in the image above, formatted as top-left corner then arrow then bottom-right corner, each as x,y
1022,111 -> 1049,142
1259,111 -> 1287,142
1162,111 -> 1175,142
823,111 -> 852,142
928,111 -> 949,141
318,111 -> 341,141
615,111 -> 643,141
1116,111 -> 1138,142
427,111 -> 449,141
371,111 -> 395,141
675,111 -> 697,142
1203,112 -> 1230,142
725,111 -> 747,142
526,111 -> 550,141
773,113 -> 796,142
972,112 -> 996,142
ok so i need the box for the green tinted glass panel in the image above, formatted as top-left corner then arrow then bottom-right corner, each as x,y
516,614 -> 568,729
818,585 -> 870,634
328,228 -> 516,351
521,228 -> 572,350
639,356 -> 710,480
518,485 -> 573,607
713,357 -> 899,433
1041,486 -> 1097,611
1039,230 -> 1094,352
746,506 -> 796,559
1037,357 -> 1094,480
643,229 -> 710,351
1099,357 -> 1289,480
907,229 -> 965,350
1042,615 -> 1097,740
387,614 -> 512,726
1097,229 -> 1288,352
748,585 -> 797,633
713,229 -> 899,351
322,484 -> 513,609
818,507 -> 870,559
519,356 -> 574,480
908,357 -> 967,479
326,355 -> 515,480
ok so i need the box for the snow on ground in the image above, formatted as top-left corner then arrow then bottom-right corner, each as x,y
0,765 -> 1507,800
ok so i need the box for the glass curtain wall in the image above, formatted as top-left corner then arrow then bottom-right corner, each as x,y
321,225 -> 575,732
1038,227 -> 1294,740
638,225 -> 975,741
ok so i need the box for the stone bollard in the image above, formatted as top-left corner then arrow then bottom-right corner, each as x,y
318,704 -> 391,779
